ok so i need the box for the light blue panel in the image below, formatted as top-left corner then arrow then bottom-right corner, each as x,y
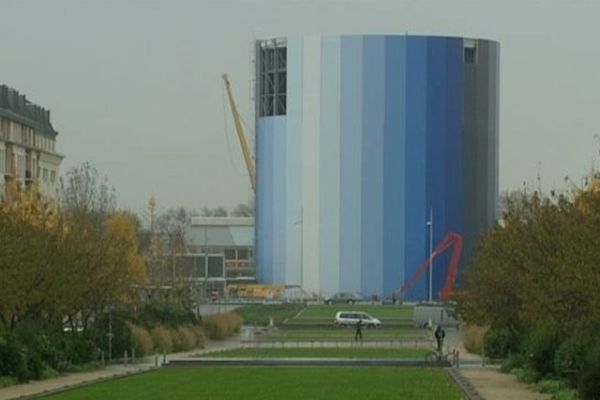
339,35 -> 363,292
285,37 -> 304,286
382,36 -> 406,296
271,116 -> 287,283
360,36 -> 385,297
404,36 -> 428,300
425,37 -> 448,299
256,117 -> 274,283
319,36 -> 341,295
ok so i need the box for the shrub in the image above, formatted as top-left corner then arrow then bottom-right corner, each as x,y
461,325 -> 487,354
138,302 -> 198,328
189,325 -> 206,349
578,340 -> 600,400
484,328 -> 515,358
522,329 -> 560,377
0,334 -> 28,381
25,350 -> 44,380
555,338 -> 586,386
61,334 -> 98,365
151,325 -> 173,352
513,367 -> 540,384
553,388 -> 581,400
0,376 -> 19,388
127,323 -> 154,356
202,313 -> 242,340
176,327 -> 198,351
536,378 -> 564,394
500,353 -> 526,373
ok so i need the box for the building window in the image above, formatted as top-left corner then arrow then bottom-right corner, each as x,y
464,39 -> 478,64
207,256 -> 224,277
224,249 -> 236,260
258,40 -> 287,117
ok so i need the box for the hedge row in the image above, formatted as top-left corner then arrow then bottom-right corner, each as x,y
128,323 -> 205,355
202,313 -> 242,340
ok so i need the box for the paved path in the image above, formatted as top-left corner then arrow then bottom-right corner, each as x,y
459,367 -> 551,400
441,327 -> 551,400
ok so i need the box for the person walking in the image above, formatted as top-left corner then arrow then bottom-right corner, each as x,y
434,325 -> 445,352
355,319 -> 363,342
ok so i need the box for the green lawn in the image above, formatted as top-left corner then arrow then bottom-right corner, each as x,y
267,326 -> 424,342
44,367 -> 463,400
294,304 -> 414,323
201,347 -> 429,358
234,303 -> 305,325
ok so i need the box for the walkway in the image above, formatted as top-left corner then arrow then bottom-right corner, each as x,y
442,327 -> 551,400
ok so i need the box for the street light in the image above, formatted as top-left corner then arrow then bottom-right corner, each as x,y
426,208 -> 433,303
294,208 -> 303,288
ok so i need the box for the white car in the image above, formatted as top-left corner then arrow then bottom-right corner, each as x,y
334,311 -> 381,328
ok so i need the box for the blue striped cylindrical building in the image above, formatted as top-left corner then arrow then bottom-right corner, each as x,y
255,35 -> 499,300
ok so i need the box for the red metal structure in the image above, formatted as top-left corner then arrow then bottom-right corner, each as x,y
393,231 -> 464,301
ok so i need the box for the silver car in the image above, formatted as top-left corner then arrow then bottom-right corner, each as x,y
324,292 -> 366,305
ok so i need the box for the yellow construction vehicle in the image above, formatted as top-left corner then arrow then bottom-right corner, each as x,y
225,284 -> 283,300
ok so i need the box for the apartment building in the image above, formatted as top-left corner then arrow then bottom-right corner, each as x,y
0,85 -> 63,198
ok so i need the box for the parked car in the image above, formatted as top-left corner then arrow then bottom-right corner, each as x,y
323,292 -> 366,305
334,311 -> 381,328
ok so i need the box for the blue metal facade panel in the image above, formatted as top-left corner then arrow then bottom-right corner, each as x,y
285,38 -> 304,286
360,36 -> 385,296
256,118 -> 274,283
339,36 -> 363,292
404,36 -> 428,300
271,116 -> 287,283
255,35 -> 498,299
426,38 -> 449,297
382,36 -> 406,296
319,36 -> 341,295
445,38 -> 465,268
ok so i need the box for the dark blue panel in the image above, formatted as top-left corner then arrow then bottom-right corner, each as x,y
382,36 -> 406,296
404,37 -> 428,300
426,38 -> 449,299
361,36 -> 385,297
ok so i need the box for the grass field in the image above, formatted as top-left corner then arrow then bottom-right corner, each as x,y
234,303 -> 305,325
295,304 -> 414,323
200,347 -> 429,358
268,326 -> 424,342
234,303 -> 415,327
44,367 -> 463,400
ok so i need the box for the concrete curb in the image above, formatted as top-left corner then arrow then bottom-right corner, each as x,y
19,367 -> 156,400
447,367 -> 485,400
165,357 -> 452,367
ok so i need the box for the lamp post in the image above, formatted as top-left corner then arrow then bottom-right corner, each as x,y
426,208 -> 433,303
295,208 -> 304,289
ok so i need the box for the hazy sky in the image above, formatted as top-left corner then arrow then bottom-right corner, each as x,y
2,0 -> 599,213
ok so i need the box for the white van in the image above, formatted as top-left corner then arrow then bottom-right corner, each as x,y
334,311 -> 381,328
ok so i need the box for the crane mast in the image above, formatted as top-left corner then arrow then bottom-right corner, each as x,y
222,74 -> 256,192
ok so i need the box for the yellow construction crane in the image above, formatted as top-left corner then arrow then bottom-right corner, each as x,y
222,74 -> 256,192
